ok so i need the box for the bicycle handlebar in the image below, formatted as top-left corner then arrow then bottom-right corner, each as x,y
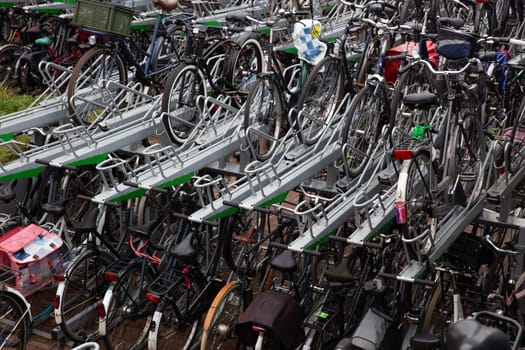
378,272 -> 435,286
483,235 -> 524,255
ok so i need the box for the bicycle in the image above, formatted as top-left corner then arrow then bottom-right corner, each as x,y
238,9 -> 331,161
66,0 -> 186,127
160,15 -> 264,144
0,270 -> 32,350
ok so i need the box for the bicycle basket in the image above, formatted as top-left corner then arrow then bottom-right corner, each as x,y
73,0 -> 134,37
0,224 -> 64,296
436,26 -> 477,60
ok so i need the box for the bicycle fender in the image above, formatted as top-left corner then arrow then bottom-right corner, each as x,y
148,310 -> 163,350
54,281 -> 66,324
99,282 -> 116,336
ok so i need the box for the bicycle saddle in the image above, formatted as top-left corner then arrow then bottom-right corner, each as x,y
41,199 -> 66,217
128,219 -> 158,241
152,0 -> 179,11
438,17 -> 465,30
446,319 -> 512,350
0,180 -> 17,204
410,334 -> 441,349
270,250 -> 297,273
402,91 -> 438,110
324,255 -> 354,283
73,206 -> 99,234
169,232 -> 199,264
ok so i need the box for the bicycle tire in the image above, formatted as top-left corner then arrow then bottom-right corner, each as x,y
389,66 -> 434,147
147,270 -> 205,350
200,281 -> 244,350
243,76 -> 286,161
399,151 -> 437,256
66,46 -> 128,127
296,56 -> 344,145
450,113 -> 486,207
104,264 -> 155,350
222,211 -> 266,273
149,25 -> 185,89
223,35 -> 263,104
0,292 -> 28,350
341,84 -> 388,177
0,44 -> 18,88
505,97 -> 525,174
161,63 -> 207,144
58,250 -> 115,343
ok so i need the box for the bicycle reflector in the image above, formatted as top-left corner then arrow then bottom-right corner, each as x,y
54,295 -> 60,309
53,274 -> 65,281
146,293 -> 161,304
393,150 -> 413,160
103,271 -> 119,282
96,303 -> 106,318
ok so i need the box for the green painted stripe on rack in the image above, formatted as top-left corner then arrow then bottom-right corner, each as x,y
110,172 -> 194,202
158,171 -> 194,188
260,190 -> 289,208
0,133 -> 14,141
206,206 -> 239,221
203,21 -> 221,27
0,3 -> 14,7
35,8 -> 62,14
67,152 -> 109,167
0,166 -> 44,181
111,188 -> 147,203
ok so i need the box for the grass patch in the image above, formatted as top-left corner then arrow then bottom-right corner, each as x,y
0,88 -> 36,116
0,88 -> 36,163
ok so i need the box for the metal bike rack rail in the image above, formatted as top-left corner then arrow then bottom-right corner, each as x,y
0,86 -> 157,181
90,95 -> 248,204
189,93 -> 353,223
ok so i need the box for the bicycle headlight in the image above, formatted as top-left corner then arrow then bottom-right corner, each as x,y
88,35 -> 97,46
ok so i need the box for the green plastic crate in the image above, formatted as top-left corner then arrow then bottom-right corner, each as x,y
73,0 -> 134,37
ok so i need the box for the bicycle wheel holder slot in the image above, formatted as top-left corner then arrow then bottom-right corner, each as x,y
39,61 -> 73,98
193,174 -> 231,210
52,123 -> 97,155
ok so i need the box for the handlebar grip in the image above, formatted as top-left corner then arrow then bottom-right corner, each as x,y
252,206 -> 272,214
123,181 -> 139,188
330,236 -> 350,243
378,272 -> 435,286
223,200 -> 239,208
384,54 -> 406,62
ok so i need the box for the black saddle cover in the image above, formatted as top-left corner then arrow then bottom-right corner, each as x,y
236,290 -> 306,349
446,319 -> 511,350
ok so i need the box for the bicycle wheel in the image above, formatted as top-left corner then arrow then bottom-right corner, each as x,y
399,151 -> 439,259
505,97 -> 525,174
0,293 -> 28,350
149,26 -> 185,89
389,66 -> 434,147
104,265 -> 155,350
67,46 -> 128,127
243,76 -> 286,161
296,56 -> 344,145
200,281 -> 244,350
223,36 -> 263,103
0,44 -> 18,88
222,211 -> 266,273
341,84 -> 388,177
148,271 -> 205,350
58,250 -> 115,343
450,113 -> 486,206
161,63 -> 207,144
